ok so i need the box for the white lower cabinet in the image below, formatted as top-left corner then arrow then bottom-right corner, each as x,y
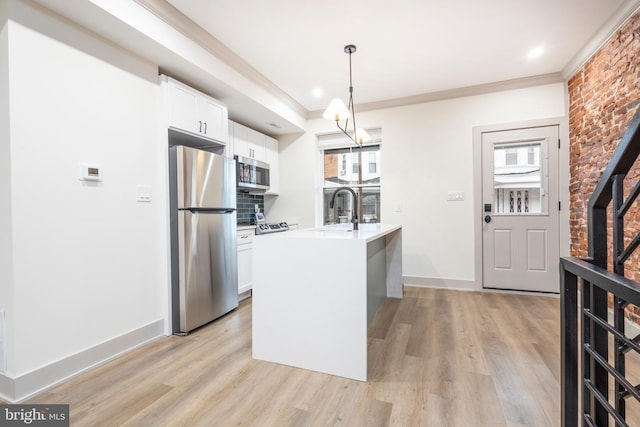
237,229 -> 254,294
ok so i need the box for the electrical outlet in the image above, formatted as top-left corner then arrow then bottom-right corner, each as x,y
136,185 -> 152,202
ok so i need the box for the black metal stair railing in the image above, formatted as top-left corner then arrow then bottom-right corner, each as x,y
562,105 -> 640,427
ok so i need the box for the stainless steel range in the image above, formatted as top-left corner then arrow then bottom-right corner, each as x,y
256,222 -> 290,234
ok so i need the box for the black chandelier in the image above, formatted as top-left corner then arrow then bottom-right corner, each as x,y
322,44 -> 370,146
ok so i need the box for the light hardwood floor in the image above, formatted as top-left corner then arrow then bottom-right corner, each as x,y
25,287 -> 564,426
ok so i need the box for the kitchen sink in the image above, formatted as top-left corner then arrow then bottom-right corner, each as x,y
320,224 -> 354,232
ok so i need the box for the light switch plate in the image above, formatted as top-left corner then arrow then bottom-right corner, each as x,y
447,191 -> 465,201
136,185 -> 152,202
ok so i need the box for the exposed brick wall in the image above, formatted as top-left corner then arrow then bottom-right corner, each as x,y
568,11 -> 640,322
324,153 -> 338,180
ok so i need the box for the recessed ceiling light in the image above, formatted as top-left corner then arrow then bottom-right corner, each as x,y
312,88 -> 323,98
528,47 -> 544,59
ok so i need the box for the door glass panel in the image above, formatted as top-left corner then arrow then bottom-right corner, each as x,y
493,141 -> 546,215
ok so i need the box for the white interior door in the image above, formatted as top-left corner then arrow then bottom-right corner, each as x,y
481,125 -> 559,293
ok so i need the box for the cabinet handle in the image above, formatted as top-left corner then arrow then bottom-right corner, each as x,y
203,122 -> 207,134
199,121 -> 202,133
240,235 -> 249,239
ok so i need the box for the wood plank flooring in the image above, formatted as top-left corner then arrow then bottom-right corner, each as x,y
24,287 -> 566,426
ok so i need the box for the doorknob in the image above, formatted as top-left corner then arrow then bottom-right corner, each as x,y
484,215 -> 492,223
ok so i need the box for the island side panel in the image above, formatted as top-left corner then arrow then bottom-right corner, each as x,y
252,235 -> 368,381
386,228 -> 403,298
367,237 -> 387,325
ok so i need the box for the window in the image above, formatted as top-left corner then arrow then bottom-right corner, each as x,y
527,144 -> 538,165
493,141 -> 544,214
323,144 -> 381,225
368,152 -> 377,173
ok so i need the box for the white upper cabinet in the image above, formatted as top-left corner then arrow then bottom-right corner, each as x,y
247,128 -> 266,160
229,120 -> 279,195
264,136 -> 279,195
231,121 -> 249,157
196,97 -> 227,142
162,75 -> 229,144
232,121 -> 265,160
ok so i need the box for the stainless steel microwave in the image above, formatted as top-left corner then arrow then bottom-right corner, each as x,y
235,155 -> 270,191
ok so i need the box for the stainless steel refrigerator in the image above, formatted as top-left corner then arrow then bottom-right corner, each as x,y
169,145 -> 238,335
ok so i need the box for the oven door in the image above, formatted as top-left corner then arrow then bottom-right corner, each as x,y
235,155 -> 270,191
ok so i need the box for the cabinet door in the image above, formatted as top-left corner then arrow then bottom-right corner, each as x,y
168,83 -> 197,134
232,121 -> 251,158
197,97 -> 227,143
226,122 -> 235,159
237,244 -> 252,294
265,136 -> 279,195
247,128 -> 266,161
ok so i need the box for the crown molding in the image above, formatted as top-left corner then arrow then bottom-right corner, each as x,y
135,0 -> 637,122
308,73 -> 564,119
562,0 -> 640,79
134,0 -> 308,119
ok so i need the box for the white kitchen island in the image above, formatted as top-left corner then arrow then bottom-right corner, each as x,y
252,224 -> 402,381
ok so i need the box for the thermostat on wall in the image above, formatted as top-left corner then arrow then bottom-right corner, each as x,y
79,163 -> 102,181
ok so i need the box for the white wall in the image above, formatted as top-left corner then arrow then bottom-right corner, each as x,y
268,83 -> 567,287
0,0 -> 13,376
1,0 -> 165,397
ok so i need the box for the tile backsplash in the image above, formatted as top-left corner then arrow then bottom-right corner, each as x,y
237,191 -> 264,225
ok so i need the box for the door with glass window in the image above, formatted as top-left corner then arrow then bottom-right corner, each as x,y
481,125 -> 559,292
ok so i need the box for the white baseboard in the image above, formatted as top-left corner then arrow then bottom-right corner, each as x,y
239,290 -> 252,302
0,371 -> 12,402
0,319 -> 164,403
403,276 -> 478,291
403,276 -> 563,297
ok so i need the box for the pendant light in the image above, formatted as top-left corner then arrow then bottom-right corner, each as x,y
322,44 -> 371,146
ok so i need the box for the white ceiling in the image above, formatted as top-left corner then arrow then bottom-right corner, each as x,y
166,0 -> 629,114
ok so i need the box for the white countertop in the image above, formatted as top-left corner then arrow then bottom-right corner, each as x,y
265,223 -> 401,243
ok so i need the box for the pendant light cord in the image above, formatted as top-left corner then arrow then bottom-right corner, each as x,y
336,47 -> 361,147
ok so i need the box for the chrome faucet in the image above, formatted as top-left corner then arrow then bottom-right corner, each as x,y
329,186 -> 358,230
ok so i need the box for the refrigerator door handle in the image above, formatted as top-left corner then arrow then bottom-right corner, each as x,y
191,214 -> 199,255
184,208 -> 237,214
